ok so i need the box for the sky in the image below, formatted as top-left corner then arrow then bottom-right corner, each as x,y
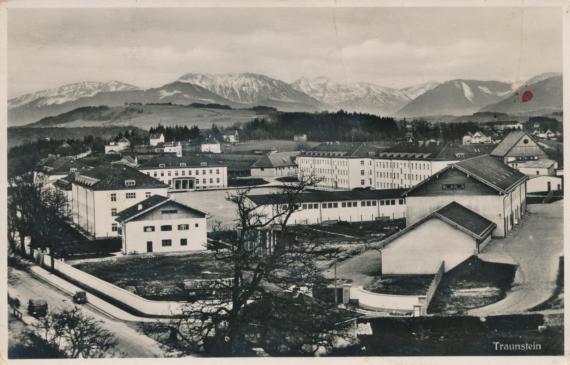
7,6 -> 562,98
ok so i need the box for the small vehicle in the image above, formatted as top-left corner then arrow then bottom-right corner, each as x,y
73,291 -> 88,304
28,299 -> 48,317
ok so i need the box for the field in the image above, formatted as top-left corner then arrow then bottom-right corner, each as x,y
225,139 -> 320,152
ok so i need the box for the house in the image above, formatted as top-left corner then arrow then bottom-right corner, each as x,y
137,155 -> 228,191
487,121 -> 524,132
296,141 -> 490,190
490,131 -> 548,166
115,195 -> 207,254
515,159 -> 557,177
405,155 -> 528,237
149,133 -> 165,146
250,151 -> 299,178
536,129 -> 556,140
527,176 -> 562,194
33,156 -> 93,186
201,137 -> 222,154
70,165 -> 169,239
222,130 -> 240,144
381,202 -> 496,275
462,131 -> 492,145
247,189 -> 406,225
294,134 -> 308,142
105,137 -> 131,154
163,141 -> 183,157
111,155 -> 138,168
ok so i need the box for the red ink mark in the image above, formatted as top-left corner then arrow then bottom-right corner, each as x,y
522,90 -> 534,103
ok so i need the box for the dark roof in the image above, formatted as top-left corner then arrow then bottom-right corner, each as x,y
453,155 -> 528,193
433,202 -> 496,239
248,188 -> 405,206
150,133 -> 163,139
382,202 -> 496,248
405,155 -> 527,195
251,152 -> 299,168
43,156 -> 93,175
138,154 -> 227,169
300,142 -> 381,158
377,142 -> 489,161
71,165 -> 168,191
115,195 -> 206,224
54,175 -> 73,191
490,131 -> 532,157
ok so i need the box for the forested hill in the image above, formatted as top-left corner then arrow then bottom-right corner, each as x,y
242,111 -> 401,141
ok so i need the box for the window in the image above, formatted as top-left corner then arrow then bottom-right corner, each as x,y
145,192 -> 151,198
333,203 -> 338,208
162,239 -> 172,247
216,169 -> 220,174
390,200 -> 396,205
216,178 -> 220,183
161,171 -> 164,177
161,209 -> 178,214
361,180 -> 365,185
372,201 -> 377,206
361,170 -> 365,175
161,225 -> 172,231
126,192 -> 136,199
342,202 -> 346,208
178,224 -> 189,230
210,178 -> 213,183
203,179 -> 206,184
195,223 -> 199,227
124,179 -> 136,187
110,193 -> 117,202
153,172 -> 157,177
302,204 -> 308,209
322,203 -> 327,209
366,201 -> 372,206
112,223 -> 118,232
196,170 -> 200,175
180,238 -> 187,246
168,171 -> 171,177
442,184 -> 465,190
202,170 -> 206,175
111,208 -> 117,216
399,199 -> 404,205
180,163 -> 187,167
380,200 -> 385,206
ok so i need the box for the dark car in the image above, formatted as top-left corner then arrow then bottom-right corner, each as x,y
28,299 -> 48,317
73,291 -> 88,304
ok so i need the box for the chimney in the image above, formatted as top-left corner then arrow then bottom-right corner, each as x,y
137,204 -> 143,211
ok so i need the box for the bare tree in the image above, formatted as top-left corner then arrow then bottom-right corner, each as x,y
154,174 -> 357,356
30,307 -> 118,358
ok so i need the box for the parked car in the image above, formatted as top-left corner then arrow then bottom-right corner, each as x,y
28,299 -> 48,317
73,291 -> 88,304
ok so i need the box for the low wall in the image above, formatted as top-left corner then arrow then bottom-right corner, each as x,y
35,252 -> 195,316
349,287 -> 421,314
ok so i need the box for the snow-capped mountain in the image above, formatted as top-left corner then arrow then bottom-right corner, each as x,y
178,72 -> 322,110
399,81 -> 440,100
9,81 -> 140,109
291,76 -> 417,115
479,74 -> 562,115
397,79 -> 514,117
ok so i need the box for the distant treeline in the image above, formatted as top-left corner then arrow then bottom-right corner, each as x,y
241,110 -> 401,141
149,124 -> 202,142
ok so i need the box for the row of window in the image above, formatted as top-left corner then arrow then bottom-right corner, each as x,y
300,199 -> 404,210
164,178 -> 221,185
110,191 -> 152,201
143,223 -> 198,232
442,184 -> 465,190
159,238 -> 187,247
146,169 -> 221,178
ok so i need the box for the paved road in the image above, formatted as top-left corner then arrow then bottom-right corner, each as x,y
469,201 -> 563,316
8,267 -> 166,358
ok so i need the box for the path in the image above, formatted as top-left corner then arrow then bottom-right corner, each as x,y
323,249 -> 382,286
469,201 -> 563,316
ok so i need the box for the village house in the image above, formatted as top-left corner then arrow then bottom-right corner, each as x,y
33,156 -> 93,186
115,195 -> 207,254
293,134 -> 308,142
111,155 -> 138,168
404,155 -> 528,237
490,131 -> 549,167
200,137 -> 222,154
222,130 -> 240,144
70,165 -> 169,239
250,151 -> 299,178
247,189 -> 406,225
137,155 -> 228,191
526,175 -> 562,194
515,159 -> 558,177
162,141 -> 183,157
296,141 -> 491,190
462,131 -> 492,145
381,202 -> 496,275
104,137 -> 131,154
149,133 -> 165,146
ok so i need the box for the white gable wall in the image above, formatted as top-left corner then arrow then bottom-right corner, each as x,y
381,218 -> 476,275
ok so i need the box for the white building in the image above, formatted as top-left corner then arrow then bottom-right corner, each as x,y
515,159 -> 558,177
163,141 -> 183,157
381,202 -> 496,275
250,151 -> 299,178
115,195 -> 207,254
222,130 -> 240,144
105,137 -> 131,154
405,155 -> 528,238
527,175 -> 562,194
247,189 -> 406,225
138,155 -> 228,191
70,165 -> 169,239
294,134 -> 308,142
201,138 -> 221,154
462,131 -> 492,145
296,142 -> 486,190
491,131 -> 548,167
33,157 -> 92,186
149,133 -> 165,146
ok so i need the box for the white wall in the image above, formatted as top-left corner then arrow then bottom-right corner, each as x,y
349,286 -> 422,313
141,166 -> 228,190
527,176 -> 562,193
251,166 -> 297,178
123,216 -> 207,254
381,219 -> 476,274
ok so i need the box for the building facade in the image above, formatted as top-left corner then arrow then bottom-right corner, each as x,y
115,195 -> 207,254
250,151 -> 299,178
71,166 -> 169,239
490,131 -> 548,166
105,138 -> 131,154
138,155 -> 228,191
149,133 -> 165,146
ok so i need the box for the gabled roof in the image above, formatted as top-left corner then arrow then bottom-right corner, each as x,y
150,133 -> 164,139
71,165 -> 168,191
251,151 -> 299,168
115,195 -> 206,224
42,156 -> 93,175
490,131 -> 533,157
382,201 -> 496,248
405,155 -> 528,195
516,159 -> 556,169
